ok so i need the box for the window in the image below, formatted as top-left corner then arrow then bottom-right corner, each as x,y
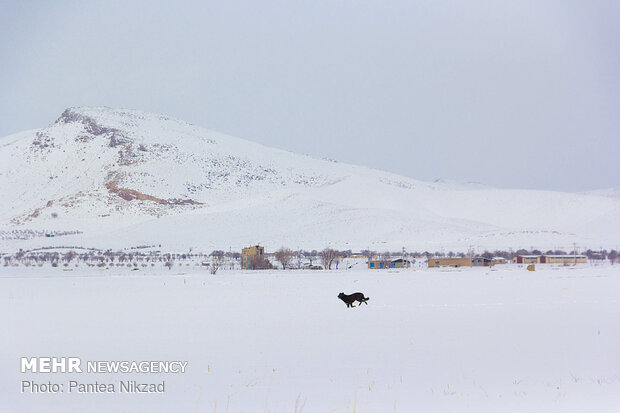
370,262 -> 375,268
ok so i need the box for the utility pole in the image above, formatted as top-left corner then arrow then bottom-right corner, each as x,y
573,242 -> 577,265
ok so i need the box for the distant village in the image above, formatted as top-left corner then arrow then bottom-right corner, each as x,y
2,243 -> 616,272
241,245 -> 593,270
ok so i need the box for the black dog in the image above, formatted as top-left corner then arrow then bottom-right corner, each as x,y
338,292 -> 370,308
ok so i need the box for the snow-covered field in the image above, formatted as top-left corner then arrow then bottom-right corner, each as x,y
1,264 -> 619,412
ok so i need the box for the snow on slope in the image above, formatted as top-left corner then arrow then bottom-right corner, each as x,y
0,107 -> 618,252
582,187 -> 620,199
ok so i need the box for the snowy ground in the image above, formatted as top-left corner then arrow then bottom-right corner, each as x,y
1,264 -> 619,412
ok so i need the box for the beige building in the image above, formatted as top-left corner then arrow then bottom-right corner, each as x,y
513,254 -> 587,264
540,255 -> 587,264
241,245 -> 265,269
428,257 -> 492,268
428,257 -> 473,268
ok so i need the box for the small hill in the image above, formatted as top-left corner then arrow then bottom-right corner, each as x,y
1,107 -> 618,252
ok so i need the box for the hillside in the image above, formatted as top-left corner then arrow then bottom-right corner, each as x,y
1,107 -> 618,252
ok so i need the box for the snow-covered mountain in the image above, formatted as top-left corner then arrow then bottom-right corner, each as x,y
582,188 -> 620,199
1,107 -> 618,252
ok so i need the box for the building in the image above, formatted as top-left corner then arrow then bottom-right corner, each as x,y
427,257 -> 492,268
390,258 -> 411,268
589,252 -> 605,261
512,254 -> 587,264
472,257 -> 493,266
241,245 -> 265,269
512,255 -> 541,264
428,257 -> 473,268
540,255 -> 587,264
368,258 -> 411,269
492,257 -> 507,265
368,260 -> 388,269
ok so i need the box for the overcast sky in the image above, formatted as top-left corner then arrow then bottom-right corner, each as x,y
1,0 -> 618,191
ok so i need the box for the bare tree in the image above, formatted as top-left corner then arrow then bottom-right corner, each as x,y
210,256 -> 223,274
64,250 -> 76,263
361,250 -> 374,260
320,248 -> 338,270
333,255 -> 341,269
482,251 -> 493,259
305,250 -> 314,266
274,247 -> 294,270
210,250 -> 225,259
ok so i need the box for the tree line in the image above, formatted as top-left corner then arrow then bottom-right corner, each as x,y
3,247 -> 617,270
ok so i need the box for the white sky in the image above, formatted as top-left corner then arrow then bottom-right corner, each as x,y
1,0 -> 618,191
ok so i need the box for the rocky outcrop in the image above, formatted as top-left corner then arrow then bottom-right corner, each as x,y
105,182 -> 203,206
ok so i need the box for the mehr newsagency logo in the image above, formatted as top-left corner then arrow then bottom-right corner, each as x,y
20,357 -> 188,394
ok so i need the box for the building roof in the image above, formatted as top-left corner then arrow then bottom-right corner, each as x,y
543,254 -> 586,258
430,257 -> 469,260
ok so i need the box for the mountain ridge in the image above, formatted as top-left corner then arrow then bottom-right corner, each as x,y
1,107 -> 618,252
